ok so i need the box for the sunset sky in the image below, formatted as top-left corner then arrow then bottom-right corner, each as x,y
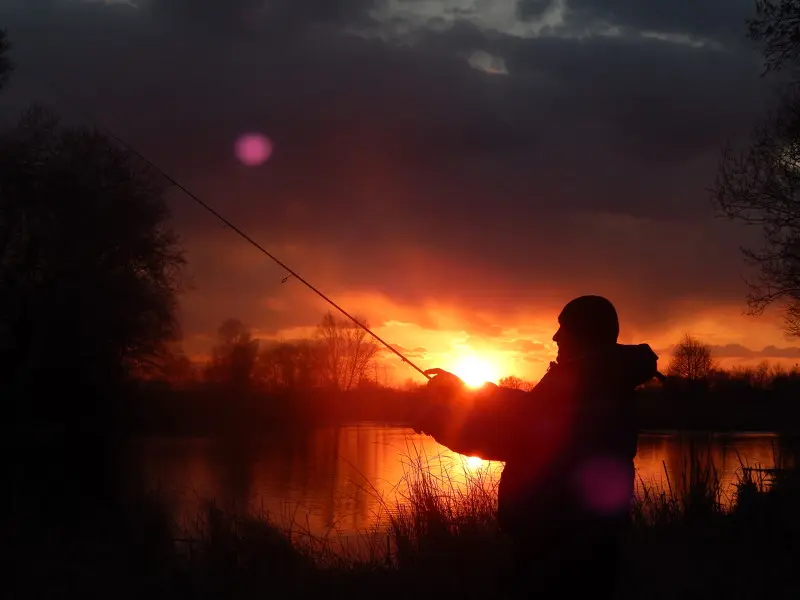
3,0 -> 800,384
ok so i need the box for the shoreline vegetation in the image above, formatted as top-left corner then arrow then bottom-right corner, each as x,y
109,324 -> 800,437
11,444 -> 800,599
121,374 -> 800,436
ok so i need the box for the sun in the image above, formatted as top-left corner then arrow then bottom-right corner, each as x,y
449,355 -> 500,388
465,456 -> 484,470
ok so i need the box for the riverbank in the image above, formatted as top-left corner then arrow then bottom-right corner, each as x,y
123,385 -> 800,437
9,448 -> 800,599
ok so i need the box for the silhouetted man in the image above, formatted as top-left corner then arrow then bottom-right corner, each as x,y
415,295 -> 660,599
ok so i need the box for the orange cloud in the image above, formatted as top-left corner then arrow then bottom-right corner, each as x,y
176,230 -> 799,385
183,275 -> 798,385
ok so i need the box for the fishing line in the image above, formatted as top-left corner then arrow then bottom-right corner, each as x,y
28,73 -> 432,380
26,73 -> 668,386
112,132 -> 432,380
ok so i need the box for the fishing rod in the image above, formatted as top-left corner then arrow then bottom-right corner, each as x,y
37,76 -> 667,387
107,135 -> 669,386
106,133 -> 433,381
26,73 -> 435,379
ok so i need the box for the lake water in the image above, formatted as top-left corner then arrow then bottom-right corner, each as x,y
123,424 -> 795,539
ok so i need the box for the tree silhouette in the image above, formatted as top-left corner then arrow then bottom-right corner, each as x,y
712,0 -> 800,336
0,105 -> 185,422
155,343 -> 198,389
747,0 -> 800,76
130,340 -> 197,389
314,312 -> 379,391
255,339 -> 323,391
498,375 -> 533,391
0,30 -> 13,91
204,318 -> 260,393
667,334 -> 715,381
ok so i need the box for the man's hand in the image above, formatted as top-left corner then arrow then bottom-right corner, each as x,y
424,368 -> 466,398
411,368 -> 466,436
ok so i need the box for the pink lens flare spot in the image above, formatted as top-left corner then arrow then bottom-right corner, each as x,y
575,457 -> 634,515
234,133 -> 274,166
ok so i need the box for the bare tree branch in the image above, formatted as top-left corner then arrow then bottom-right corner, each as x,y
667,334 -> 716,381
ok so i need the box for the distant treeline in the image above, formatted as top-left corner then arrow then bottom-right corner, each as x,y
489,335 -> 800,432
135,313 -> 392,394
129,328 -> 800,435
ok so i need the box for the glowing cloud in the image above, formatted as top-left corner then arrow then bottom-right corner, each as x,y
467,50 -> 509,75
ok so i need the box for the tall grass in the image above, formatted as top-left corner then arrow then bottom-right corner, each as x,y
10,442 -> 800,599
384,442 -> 500,560
633,447 -> 723,530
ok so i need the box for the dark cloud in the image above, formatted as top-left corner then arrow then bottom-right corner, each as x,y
709,344 -> 756,359
146,0 -> 264,28
518,0 -> 554,22
143,0 -> 376,36
0,0 -> 782,347
563,0 -> 755,44
760,345 -> 800,359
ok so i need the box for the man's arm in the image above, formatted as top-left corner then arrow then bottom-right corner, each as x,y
438,385 -> 532,460
420,370 -> 573,462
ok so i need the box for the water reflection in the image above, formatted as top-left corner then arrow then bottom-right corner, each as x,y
634,432 -> 792,503
126,425 -> 797,536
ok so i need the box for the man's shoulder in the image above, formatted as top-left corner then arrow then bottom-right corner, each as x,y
532,361 -> 581,393
537,358 -> 616,390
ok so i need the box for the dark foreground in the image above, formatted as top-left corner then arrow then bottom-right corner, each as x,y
8,443 -> 800,600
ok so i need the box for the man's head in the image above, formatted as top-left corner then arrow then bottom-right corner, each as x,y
553,295 -> 619,361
